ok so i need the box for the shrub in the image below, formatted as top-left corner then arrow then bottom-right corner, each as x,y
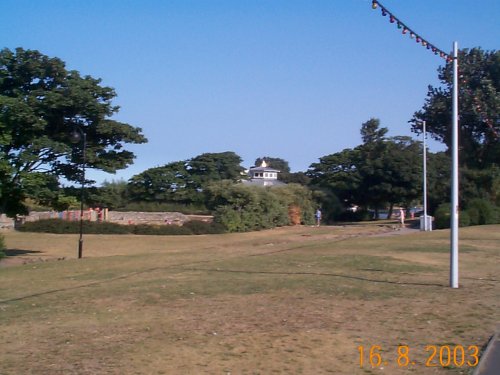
0,234 -> 5,259
274,184 -> 315,225
17,219 -> 130,234
183,220 -> 226,234
434,203 -> 450,229
17,219 -> 75,233
465,198 -> 499,225
85,222 -> 134,234
214,206 -> 245,232
131,224 -> 192,235
459,210 -> 471,228
207,182 -> 316,232
434,203 -> 471,229
17,219 -> 225,236
208,183 -> 268,232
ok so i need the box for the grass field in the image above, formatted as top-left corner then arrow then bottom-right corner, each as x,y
0,224 -> 499,374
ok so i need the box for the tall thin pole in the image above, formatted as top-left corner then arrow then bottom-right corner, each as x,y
370,1 -> 459,288
422,121 -> 429,231
78,132 -> 86,259
450,41 -> 459,288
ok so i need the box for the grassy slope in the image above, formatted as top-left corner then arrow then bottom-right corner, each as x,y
0,224 -> 499,374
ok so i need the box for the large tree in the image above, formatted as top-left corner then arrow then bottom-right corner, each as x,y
425,152 -> 451,214
189,151 -> 244,186
307,148 -> 362,208
411,48 -> 499,168
0,48 -> 147,216
375,136 -> 422,215
308,119 -> 422,218
128,161 -> 193,204
87,179 -> 130,210
128,151 -> 244,205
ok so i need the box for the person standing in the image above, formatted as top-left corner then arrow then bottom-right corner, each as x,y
315,208 -> 322,227
399,208 -> 405,227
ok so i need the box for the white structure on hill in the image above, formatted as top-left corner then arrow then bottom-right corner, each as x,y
243,160 -> 286,187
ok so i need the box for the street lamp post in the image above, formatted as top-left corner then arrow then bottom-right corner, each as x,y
70,127 -> 87,259
370,1 -> 459,287
420,121 -> 431,231
450,41 -> 459,288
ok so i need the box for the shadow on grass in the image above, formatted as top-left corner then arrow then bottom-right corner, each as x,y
176,267 -> 446,288
0,260 -> 446,305
4,248 -> 42,256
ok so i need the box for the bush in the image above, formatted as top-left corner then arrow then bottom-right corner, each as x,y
459,210 -> 471,228
0,234 -> 5,259
183,220 -> 226,234
275,184 -> 315,225
434,203 -> 471,229
17,219 -> 130,234
465,198 -> 499,225
207,182 -> 316,232
17,219 -> 225,236
210,188 -> 258,232
214,206 -> 245,232
131,224 -> 192,235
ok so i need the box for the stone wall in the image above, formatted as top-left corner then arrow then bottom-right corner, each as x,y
107,211 -> 188,226
107,212 -> 213,225
10,211 -> 213,227
0,214 -> 14,230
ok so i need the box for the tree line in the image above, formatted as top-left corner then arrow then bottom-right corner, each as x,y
1,47 -> 499,232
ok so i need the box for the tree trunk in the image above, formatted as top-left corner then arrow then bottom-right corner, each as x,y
387,203 -> 394,219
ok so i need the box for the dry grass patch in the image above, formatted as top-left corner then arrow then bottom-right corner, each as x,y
0,224 -> 498,374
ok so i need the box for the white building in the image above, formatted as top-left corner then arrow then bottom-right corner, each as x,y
243,160 -> 286,187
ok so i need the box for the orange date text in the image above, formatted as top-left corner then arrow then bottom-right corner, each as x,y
358,344 -> 479,368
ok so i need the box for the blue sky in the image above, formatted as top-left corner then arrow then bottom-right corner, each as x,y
1,0 -> 499,183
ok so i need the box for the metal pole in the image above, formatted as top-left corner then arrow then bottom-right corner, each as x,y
78,132 -> 86,259
450,41 -> 459,288
422,121 -> 428,231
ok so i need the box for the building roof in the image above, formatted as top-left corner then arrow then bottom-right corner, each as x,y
249,160 -> 280,173
241,160 -> 285,187
249,166 -> 280,173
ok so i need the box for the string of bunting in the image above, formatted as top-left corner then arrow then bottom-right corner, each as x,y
371,0 -> 452,62
372,1 -> 498,137
461,77 -> 498,137
471,93 -> 498,138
